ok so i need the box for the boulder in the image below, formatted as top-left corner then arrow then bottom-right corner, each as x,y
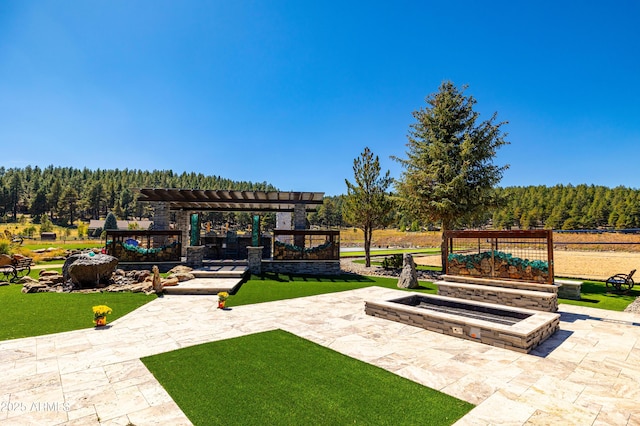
151,265 -> 163,293
22,282 -> 49,293
168,272 -> 195,282
162,276 -> 179,287
168,265 -> 193,274
67,254 -> 118,288
397,253 -> 419,289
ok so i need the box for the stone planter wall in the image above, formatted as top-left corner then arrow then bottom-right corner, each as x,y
436,281 -> 558,312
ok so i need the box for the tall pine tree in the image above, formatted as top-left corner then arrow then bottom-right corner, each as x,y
394,82 -> 509,267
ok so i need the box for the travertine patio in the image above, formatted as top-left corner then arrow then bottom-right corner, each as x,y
1,287 -> 639,425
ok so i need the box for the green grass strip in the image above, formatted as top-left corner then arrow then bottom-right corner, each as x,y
557,279 -> 638,311
341,248 -> 440,258
142,330 -> 473,425
226,274 -> 437,307
0,284 -> 156,340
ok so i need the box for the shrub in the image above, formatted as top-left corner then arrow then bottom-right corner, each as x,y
0,239 -> 10,255
381,254 -> 403,270
104,212 -> 118,230
40,215 -> 54,232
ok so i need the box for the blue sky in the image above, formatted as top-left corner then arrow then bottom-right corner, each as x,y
1,1 -> 638,196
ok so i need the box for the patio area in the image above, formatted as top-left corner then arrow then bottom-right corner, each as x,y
1,287 -> 639,425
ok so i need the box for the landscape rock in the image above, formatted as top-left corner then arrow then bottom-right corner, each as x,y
168,265 -> 193,274
16,276 -> 39,285
151,265 -> 163,293
67,254 -> 118,288
397,253 -> 419,289
162,276 -> 179,287
168,272 -> 195,282
22,282 -> 49,293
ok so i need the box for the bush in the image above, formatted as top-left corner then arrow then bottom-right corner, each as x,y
104,212 -> 118,230
381,254 -> 403,270
0,239 -> 10,255
40,215 -> 54,232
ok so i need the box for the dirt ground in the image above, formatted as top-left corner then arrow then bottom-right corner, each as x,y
413,250 -> 640,281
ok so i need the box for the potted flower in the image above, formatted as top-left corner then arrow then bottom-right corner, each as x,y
217,292 -> 229,309
93,305 -> 112,326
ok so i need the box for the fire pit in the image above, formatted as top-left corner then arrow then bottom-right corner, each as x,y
365,293 -> 559,353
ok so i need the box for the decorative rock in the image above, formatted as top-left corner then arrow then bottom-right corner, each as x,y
168,265 -> 193,274
168,272 -> 195,282
67,254 -> 118,288
22,282 -> 49,293
397,253 -> 419,289
39,270 -> 60,277
17,276 -> 39,284
152,265 -> 163,293
162,277 -> 179,287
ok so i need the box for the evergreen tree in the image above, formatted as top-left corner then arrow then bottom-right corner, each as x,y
344,147 -> 393,267
394,82 -> 509,267
104,211 -> 118,230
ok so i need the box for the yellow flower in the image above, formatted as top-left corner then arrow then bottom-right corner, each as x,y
92,305 -> 112,319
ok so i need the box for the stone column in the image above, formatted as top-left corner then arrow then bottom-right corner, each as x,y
186,246 -> 204,268
293,204 -> 307,229
293,204 -> 306,249
247,246 -> 263,275
152,202 -> 171,249
153,202 -> 170,230
175,210 -> 190,256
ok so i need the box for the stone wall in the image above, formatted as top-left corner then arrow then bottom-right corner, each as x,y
261,260 -> 341,275
436,281 -> 558,312
176,211 -> 190,257
186,246 -> 204,268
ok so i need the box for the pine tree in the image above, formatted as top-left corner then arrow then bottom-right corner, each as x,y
394,81 -> 509,267
343,147 -> 393,267
104,211 -> 118,230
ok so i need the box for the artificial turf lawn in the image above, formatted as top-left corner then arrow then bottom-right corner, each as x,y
0,284 -> 156,340
142,329 -> 474,426
225,273 -> 437,307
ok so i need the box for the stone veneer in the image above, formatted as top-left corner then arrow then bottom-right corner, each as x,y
436,281 -> 559,313
365,294 -> 560,353
261,260 -> 341,275
186,246 -> 204,268
555,279 -> 583,300
175,210 -> 190,257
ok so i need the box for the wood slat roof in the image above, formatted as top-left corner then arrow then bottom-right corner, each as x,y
136,189 -> 324,212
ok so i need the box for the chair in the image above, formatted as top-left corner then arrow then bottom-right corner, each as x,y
605,269 -> 635,291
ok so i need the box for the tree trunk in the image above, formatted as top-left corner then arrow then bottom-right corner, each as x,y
440,220 -> 451,274
364,225 -> 372,267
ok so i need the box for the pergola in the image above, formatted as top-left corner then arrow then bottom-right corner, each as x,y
111,189 -> 340,274
137,189 -> 324,212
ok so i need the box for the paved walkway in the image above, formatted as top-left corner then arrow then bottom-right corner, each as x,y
2,287 -> 640,425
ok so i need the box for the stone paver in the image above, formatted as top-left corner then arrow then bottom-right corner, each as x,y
1,287 -> 640,425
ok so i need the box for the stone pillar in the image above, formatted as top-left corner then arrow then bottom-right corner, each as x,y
293,204 -> 306,248
175,210 -> 190,256
152,202 -> 170,249
186,246 -> 204,268
153,202 -> 170,230
293,204 -> 307,230
247,246 -> 263,275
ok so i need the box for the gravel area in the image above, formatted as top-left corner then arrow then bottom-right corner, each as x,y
340,258 -> 442,282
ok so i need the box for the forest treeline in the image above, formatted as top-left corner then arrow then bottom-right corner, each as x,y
310,185 -> 640,231
1,166 -> 639,231
0,166 -> 275,227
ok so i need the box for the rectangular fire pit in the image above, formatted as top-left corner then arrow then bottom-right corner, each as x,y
365,293 -> 560,353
